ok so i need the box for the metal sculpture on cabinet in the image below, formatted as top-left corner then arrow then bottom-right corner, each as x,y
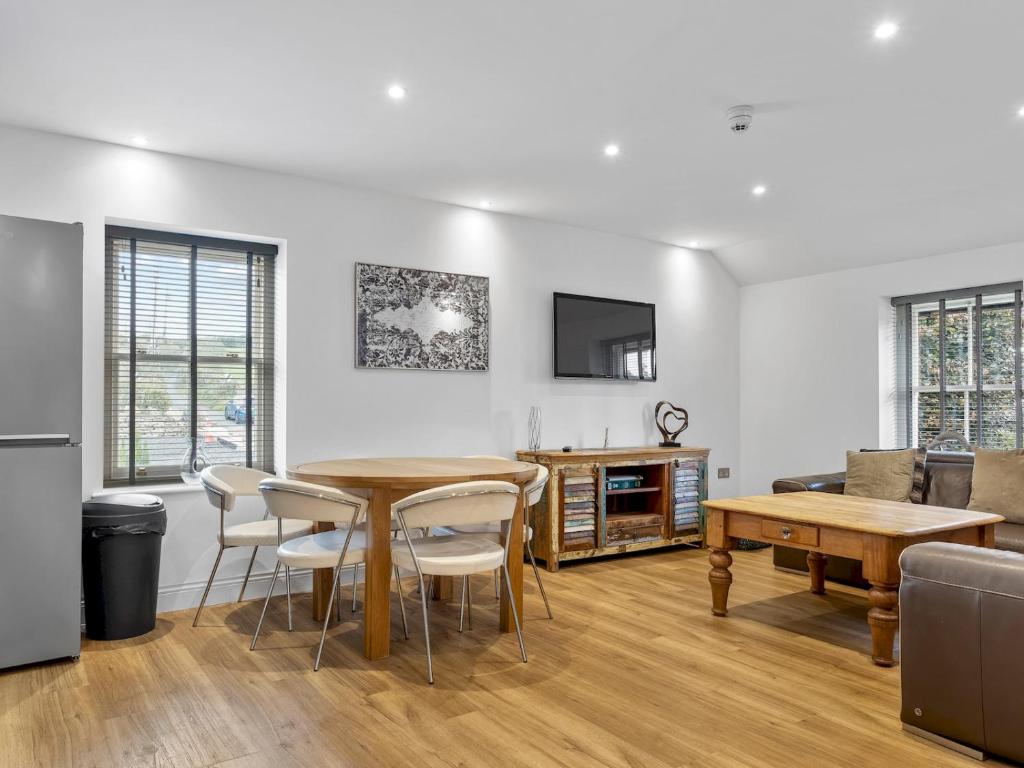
655,401 -> 689,447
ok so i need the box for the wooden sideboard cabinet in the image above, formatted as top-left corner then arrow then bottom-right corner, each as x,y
515,446 -> 709,571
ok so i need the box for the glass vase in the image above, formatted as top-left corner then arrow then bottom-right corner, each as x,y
528,406 -> 542,451
180,439 -> 212,484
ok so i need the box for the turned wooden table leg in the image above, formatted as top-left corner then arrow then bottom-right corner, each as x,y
863,534 -> 901,667
709,548 -> 733,617
867,582 -> 899,666
807,551 -> 827,595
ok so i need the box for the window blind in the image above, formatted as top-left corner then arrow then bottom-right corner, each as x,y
893,282 -> 1023,450
606,336 -> 655,380
104,226 -> 276,485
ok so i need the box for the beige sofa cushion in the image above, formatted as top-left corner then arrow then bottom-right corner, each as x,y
968,448 -> 1024,524
844,448 -> 922,503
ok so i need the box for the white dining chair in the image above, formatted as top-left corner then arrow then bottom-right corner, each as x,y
459,454 -> 514,600
448,461 -> 553,620
250,477 -> 410,671
392,480 -> 528,684
194,465 -> 314,627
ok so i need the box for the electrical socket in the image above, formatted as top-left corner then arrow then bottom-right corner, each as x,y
717,467 -> 730,479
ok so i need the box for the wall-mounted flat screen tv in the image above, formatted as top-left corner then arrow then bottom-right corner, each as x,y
553,292 -> 656,381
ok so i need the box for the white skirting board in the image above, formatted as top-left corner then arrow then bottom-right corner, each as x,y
80,564 -> 366,628
156,566 -> 316,614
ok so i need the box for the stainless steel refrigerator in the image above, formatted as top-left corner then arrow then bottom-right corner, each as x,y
0,214 -> 83,669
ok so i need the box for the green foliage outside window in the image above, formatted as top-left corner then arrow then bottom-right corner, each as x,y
914,301 -> 1018,449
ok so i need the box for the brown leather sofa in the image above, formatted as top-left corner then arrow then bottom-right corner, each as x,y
772,451 -> 1024,585
899,542 -> 1024,762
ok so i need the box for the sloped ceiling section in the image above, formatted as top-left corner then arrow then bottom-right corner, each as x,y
1,0 -> 1022,284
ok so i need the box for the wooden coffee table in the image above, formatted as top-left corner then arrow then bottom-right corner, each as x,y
702,492 -> 1003,666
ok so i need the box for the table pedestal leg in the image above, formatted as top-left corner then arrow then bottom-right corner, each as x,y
430,576 -> 454,601
311,522 -> 336,622
363,488 -> 393,660
808,551 -> 827,595
499,490 -> 525,632
709,548 -> 733,617
868,582 -> 899,666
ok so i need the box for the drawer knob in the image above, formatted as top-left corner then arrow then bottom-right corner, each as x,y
780,526 -> 793,540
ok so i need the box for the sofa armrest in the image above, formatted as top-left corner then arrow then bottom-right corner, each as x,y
900,541 -> 1024,598
899,542 -> 1024,760
772,471 -> 846,495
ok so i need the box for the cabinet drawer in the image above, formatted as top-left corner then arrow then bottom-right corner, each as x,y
606,512 -> 662,531
607,524 -> 662,544
760,519 -> 819,547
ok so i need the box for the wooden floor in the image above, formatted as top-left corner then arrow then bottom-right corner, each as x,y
0,547 -> 1004,768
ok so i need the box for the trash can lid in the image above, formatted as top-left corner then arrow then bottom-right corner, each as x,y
83,493 -> 165,518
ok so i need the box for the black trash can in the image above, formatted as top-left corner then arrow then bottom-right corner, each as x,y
82,494 -> 167,640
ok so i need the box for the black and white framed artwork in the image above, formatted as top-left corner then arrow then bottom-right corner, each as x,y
355,262 -> 490,371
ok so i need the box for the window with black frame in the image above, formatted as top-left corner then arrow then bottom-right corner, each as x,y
103,226 -> 276,485
893,282 -> 1023,450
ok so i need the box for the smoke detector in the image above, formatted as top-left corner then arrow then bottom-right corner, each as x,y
726,104 -> 754,133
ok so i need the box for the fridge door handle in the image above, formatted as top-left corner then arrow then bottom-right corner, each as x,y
0,434 -> 72,446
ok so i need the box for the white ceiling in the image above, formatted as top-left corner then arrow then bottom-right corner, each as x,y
2,0 -> 1023,285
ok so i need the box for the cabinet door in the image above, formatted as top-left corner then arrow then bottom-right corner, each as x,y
672,459 -> 703,536
560,465 -> 597,551
0,216 -> 83,442
0,445 -> 82,669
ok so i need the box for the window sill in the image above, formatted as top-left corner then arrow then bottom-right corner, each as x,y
93,483 -> 205,498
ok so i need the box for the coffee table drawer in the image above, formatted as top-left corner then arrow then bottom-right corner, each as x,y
761,519 -> 819,547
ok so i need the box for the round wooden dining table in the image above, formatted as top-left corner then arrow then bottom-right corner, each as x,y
288,456 -> 538,660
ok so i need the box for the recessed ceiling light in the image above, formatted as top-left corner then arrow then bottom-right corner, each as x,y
479,200 -> 492,209
1017,105 -> 1024,118
752,184 -> 767,196
603,143 -> 620,158
873,21 -> 899,40
130,136 -> 149,147
387,84 -> 407,101
688,240 -> 701,248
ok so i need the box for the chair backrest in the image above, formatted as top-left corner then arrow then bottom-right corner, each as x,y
258,478 -> 368,526
393,480 -> 519,531
525,463 -> 549,507
200,465 -> 274,511
463,454 -> 510,461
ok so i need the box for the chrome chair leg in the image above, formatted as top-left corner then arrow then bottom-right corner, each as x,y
250,562 -> 281,650
418,574 -> 434,684
285,565 -> 293,631
193,545 -> 225,627
238,546 -> 259,602
314,566 -> 344,671
335,573 -> 344,626
459,575 -> 467,632
501,563 -> 528,663
394,565 -> 409,640
494,569 -> 500,600
352,562 -> 359,613
526,539 -> 553,619
467,574 -> 473,629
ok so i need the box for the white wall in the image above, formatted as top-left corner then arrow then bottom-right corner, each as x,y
0,123 -> 741,610
739,242 -> 1024,495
